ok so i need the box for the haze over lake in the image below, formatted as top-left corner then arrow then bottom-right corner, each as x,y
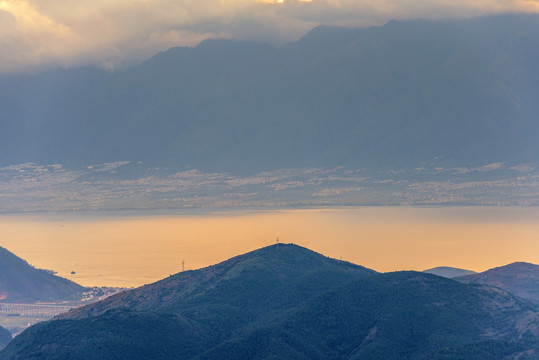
2,206 -> 538,287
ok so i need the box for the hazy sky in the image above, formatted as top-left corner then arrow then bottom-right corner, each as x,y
1,0 -> 538,74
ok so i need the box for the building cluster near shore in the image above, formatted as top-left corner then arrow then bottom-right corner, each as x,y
0,304 -> 72,319
0,287 -> 126,320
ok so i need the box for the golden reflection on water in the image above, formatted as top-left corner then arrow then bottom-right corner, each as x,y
1,207 -> 539,287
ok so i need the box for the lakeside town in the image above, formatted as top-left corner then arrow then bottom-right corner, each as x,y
0,287 -> 126,336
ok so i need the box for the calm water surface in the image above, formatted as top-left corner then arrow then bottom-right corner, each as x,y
1,207 -> 538,287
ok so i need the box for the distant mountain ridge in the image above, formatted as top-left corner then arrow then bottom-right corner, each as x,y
3,244 -> 539,359
1,14 -> 538,173
456,262 -> 539,305
0,247 -> 85,303
423,266 -> 477,278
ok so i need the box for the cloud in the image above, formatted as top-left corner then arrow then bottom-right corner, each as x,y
0,9 -> 16,29
0,1 -> 80,72
268,181 -> 304,190
313,186 -> 362,197
1,0 -> 538,73
510,164 -> 535,173
473,162 -> 504,172
87,161 -> 131,172
226,176 -> 278,186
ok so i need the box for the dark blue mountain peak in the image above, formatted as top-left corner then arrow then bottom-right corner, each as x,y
1,14 -> 539,172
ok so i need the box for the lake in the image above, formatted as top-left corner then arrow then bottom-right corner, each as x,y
1,207 -> 538,287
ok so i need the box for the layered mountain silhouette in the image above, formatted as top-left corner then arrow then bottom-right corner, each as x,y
423,266 -> 477,278
457,262 -> 539,305
3,244 -> 539,359
0,247 -> 85,303
1,14 -> 539,172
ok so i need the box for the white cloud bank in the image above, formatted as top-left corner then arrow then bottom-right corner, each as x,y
0,0 -> 538,73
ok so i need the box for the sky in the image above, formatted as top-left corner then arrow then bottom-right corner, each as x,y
1,0 -> 539,74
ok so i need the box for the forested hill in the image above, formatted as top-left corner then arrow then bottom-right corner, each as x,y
3,244 -> 539,359
1,14 -> 539,173
0,247 -> 85,303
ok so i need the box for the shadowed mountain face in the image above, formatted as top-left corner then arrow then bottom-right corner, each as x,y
423,266 -> 477,278
58,243 -> 376,319
0,326 -> 11,350
457,262 -> 539,305
1,14 -> 539,173
2,244 -> 539,360
0,247 -> 85,303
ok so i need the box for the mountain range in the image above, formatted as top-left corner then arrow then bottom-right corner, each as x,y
1,14 -> 538,173
2,244 -> 539,359
456,262 -> 539,305
423,266 -> 477,278
0,247 -> 85,303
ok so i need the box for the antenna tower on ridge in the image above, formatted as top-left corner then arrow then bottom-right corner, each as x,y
182,260 -> 185,272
